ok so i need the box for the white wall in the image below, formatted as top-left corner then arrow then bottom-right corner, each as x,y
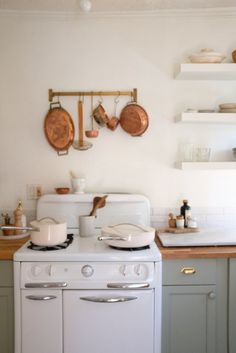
1,10 -> 236,213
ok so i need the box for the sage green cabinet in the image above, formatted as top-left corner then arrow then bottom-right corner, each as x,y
0,261 -> 14,353
229,258 -> 236,353
162,259 -> 227,353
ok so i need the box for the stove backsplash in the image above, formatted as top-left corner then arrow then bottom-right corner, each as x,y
1,207 -> 236,230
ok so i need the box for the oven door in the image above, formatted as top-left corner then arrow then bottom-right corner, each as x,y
63,289 -> 154,353
21,289 -> 63,353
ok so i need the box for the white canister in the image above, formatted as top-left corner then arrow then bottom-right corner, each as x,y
79,215 -> 96,237
176,218 -> 184,229
71,178 -> 86,194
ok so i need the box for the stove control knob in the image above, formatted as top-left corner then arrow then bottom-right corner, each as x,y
120,265 -> 127,276
81,265 -> 94,278
134,264 -> 142,276
31,265 -> 42,277
48,265 -> 56,276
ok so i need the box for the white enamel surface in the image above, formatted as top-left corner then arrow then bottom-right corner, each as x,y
63,289 -> 154,353
14,234 -> 161,261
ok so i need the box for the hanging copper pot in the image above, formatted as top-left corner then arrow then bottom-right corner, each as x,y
44,102 -> 75,156
119,102 -> 149,136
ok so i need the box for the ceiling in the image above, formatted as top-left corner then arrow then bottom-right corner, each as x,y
0,0 -> 235,13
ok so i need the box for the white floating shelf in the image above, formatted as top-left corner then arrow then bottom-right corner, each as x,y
176,112 -> 236,124
176,162 -> 236,170
175,63 -> 236,80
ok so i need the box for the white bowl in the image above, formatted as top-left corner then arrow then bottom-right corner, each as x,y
189,48 -> 226,63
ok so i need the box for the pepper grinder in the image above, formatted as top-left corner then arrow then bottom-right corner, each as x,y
14,204 -> 23,235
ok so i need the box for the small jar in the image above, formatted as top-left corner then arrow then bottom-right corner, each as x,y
176,215 -> 184,228
187,217 -> 197,229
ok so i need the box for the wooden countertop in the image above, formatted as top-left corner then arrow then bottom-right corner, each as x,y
0,236 -> 29,260
155,235 -> 236,259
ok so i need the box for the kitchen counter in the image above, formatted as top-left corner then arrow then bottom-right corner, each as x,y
0,236 -> 29,260
2,234 -> 236,260
155,235 -> 236,259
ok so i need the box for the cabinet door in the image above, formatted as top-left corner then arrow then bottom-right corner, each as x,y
0,287 -> 14,353
162,285 -> 216,353
21,290 -> 63,353
229,259 -> 236,353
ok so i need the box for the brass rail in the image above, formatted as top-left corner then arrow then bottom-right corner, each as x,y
48,88 -> 138,103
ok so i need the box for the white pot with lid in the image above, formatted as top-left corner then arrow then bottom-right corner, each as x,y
98,223 -> 155,248
30,217 -> 67,246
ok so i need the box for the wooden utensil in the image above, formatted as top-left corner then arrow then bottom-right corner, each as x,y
73,99 -> 92,151
89,195 -> 108,217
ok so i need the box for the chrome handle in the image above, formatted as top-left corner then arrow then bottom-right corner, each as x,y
181,267 -> 196,275
107,283 -> 150,289
26,295 -> 57,301
25,282 -> 67,288
98,235 -> 128,241
80,296 -> 137,303
1,226 -> 39,231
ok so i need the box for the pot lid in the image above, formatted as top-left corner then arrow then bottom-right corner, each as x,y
101,223 -> 155,237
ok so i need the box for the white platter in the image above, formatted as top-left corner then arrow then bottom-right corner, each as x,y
0,232 -> 30,240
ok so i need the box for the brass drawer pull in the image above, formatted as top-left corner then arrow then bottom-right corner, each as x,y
181,267 -> 196,275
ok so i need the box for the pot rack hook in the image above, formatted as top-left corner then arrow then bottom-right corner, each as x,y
98,92 -> 103,104
78,93 -> 84,102
114,91 -> 120,104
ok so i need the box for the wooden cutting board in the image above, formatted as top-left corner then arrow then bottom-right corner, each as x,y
159,227 -> 199,234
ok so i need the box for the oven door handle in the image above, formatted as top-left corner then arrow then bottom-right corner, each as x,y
26,295 -> 57,301
80,296 -> 137,303
107,283 -> 150,289
25,282 -> 67,288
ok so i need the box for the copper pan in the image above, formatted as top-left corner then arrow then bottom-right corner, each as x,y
44,102 -> 75,156
119,102 -> 149,136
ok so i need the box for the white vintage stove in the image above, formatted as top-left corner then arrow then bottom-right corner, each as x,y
14,193 -> 162,353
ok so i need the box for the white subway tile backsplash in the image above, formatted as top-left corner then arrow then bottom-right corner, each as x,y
150,206 -> 236,229
2,206 -> 236,231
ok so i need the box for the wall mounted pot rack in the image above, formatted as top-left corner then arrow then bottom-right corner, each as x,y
48,88 -> 138,102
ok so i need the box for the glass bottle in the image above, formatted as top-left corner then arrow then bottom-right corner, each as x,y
180,200 -> 191,228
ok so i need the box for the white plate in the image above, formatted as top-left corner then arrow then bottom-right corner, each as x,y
0,232 -> 30,240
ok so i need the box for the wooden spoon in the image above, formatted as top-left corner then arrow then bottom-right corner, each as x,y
89,195 -> 108,217
73,99 -> 92,150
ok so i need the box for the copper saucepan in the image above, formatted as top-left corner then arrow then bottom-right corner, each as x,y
119,102 -> 149,136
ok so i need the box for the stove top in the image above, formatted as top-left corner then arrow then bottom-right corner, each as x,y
14,234 -> 161,262
27,234 -> 74,251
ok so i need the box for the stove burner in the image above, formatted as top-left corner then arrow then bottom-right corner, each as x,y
27,234 -> 74,251
109,245 -> 150,251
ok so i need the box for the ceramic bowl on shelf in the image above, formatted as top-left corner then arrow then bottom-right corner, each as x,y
55,187 -> 70,194
232,50 -> 236,63
189,48 -> 226,63
232,148 -> 236,160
